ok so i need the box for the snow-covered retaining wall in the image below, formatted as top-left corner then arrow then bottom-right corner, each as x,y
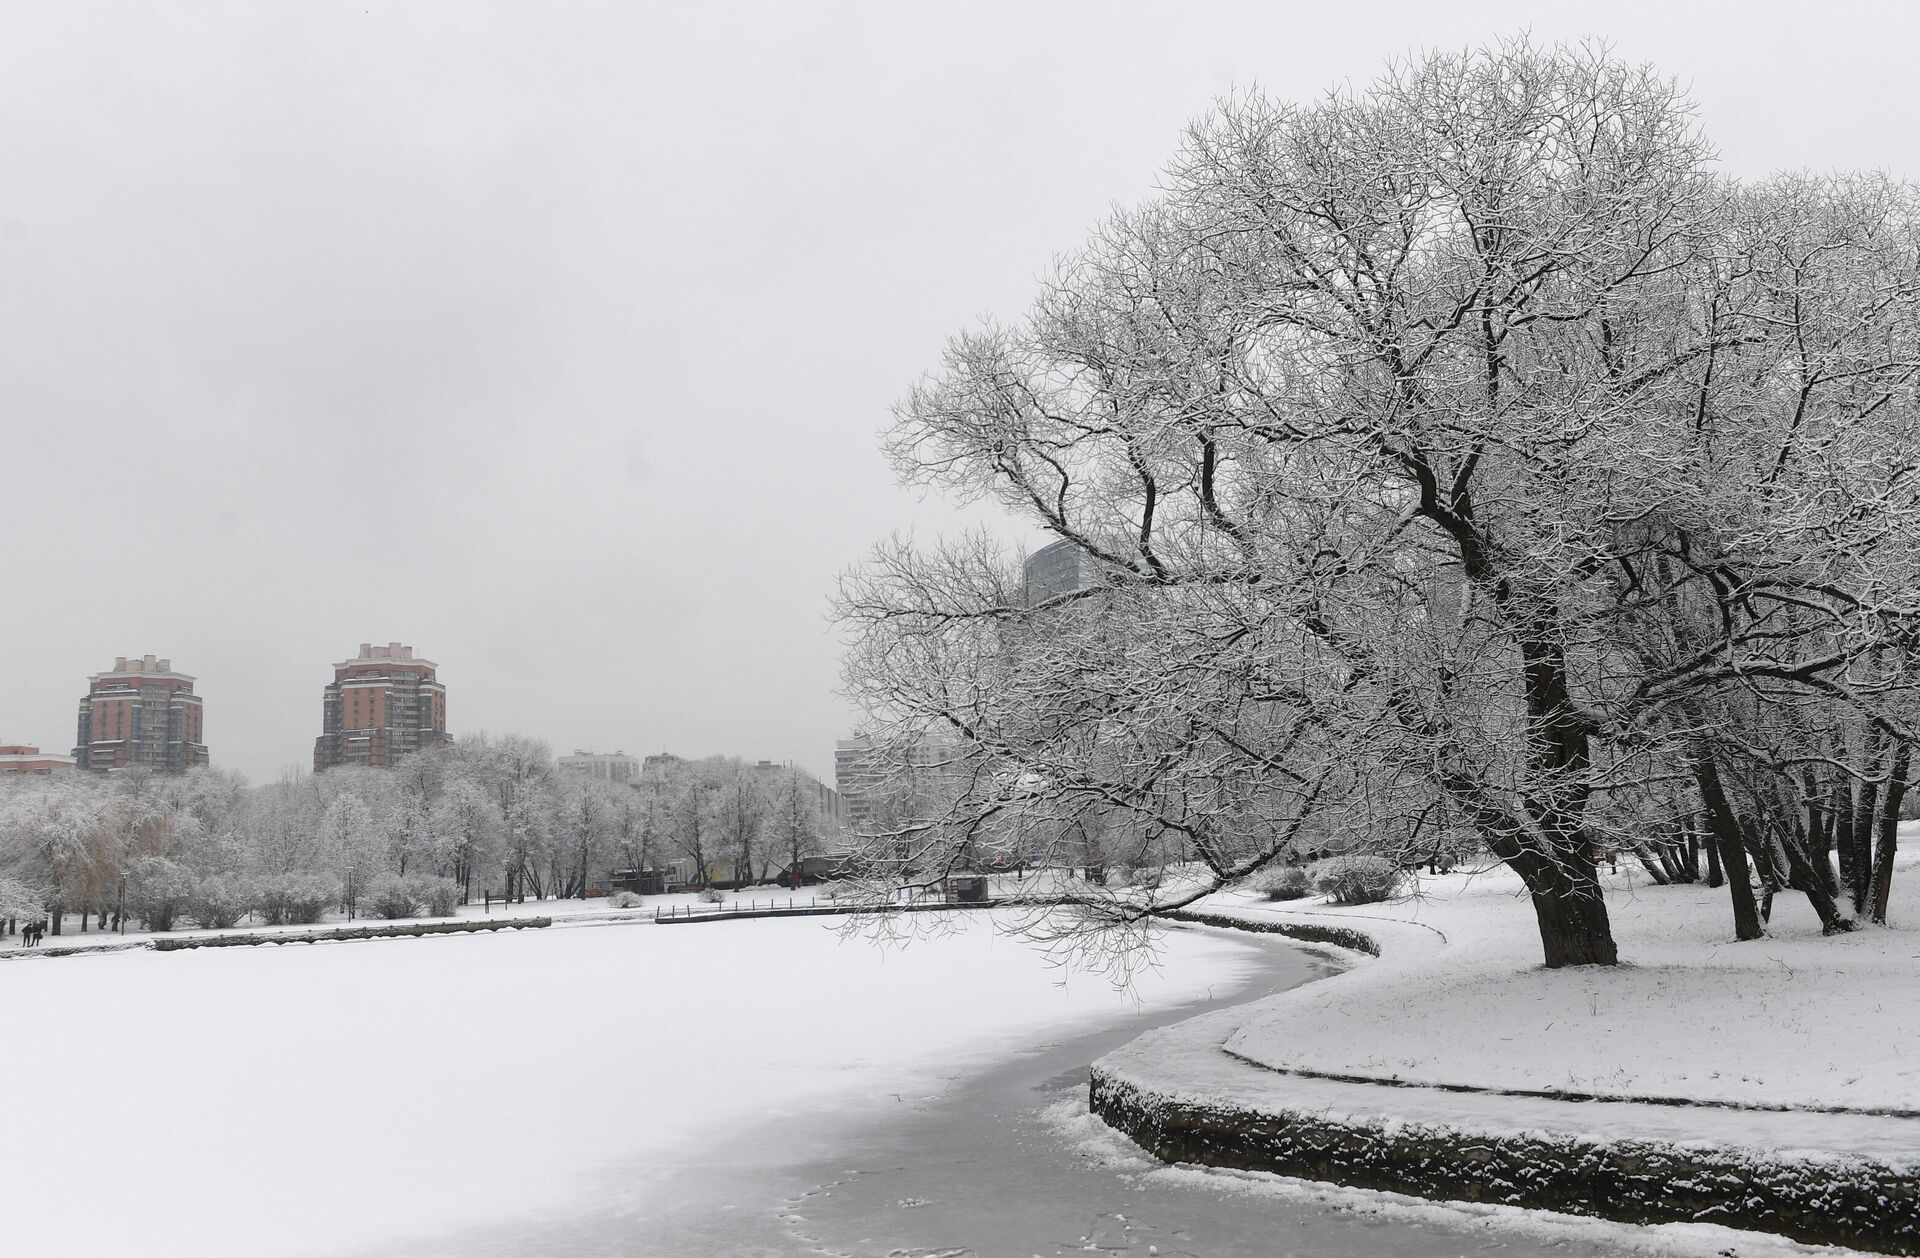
1091,1006 -> 1920,1255
151,917 -> 553,950
654,900 -> 998,924
1161,907 -> 1380,956
0,938 -> 150,962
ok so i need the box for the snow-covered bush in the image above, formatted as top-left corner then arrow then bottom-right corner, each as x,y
190,874 -> 253,929
1249,865 -> 1312,901
697,886 -> 726,904
1309,854 -> 1404,905
256,871 -> 339,925
363,872 -> 423,920
0,875 -> 44,925
610,890 -> 644,909
127,856 -> 198,932
1127,866 -> 1163,889
409,874 -> 461,918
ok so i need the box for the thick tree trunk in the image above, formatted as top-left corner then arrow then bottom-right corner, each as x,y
1847,759 -> 1881,914
1529,872 -> 1617,966
1870,743 -> 1908,924
1514,632 -> 1615,967
1697,813 -> 1723,886
1750,822 -> 1790,891
1801,776 -> 1842,898
1693,751 -> 1764,941
1467,810 -> 1618,968
1674,834 -> 1696,882
1804,791 -> 1825,858
1776,829 -> 1856,935
1834,795 -> 1856,894
1633,845 -> 1671,885
1817,797 -> 1844,898
1870,826 -> 1900,925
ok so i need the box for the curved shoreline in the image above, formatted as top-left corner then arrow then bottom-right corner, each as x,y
1214,1042 -> 1920,1119
1092,915 -> 1920,1256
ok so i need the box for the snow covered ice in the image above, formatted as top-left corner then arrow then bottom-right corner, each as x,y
0,912 -> 1257,1257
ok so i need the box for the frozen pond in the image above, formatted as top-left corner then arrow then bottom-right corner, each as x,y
0,910 -> 1253,1257
374,931 -> 1657,1258
5,912 -> 1745,1257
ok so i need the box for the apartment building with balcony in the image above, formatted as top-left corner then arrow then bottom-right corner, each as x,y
73,655 -> 208,773
314,642 -> 448,770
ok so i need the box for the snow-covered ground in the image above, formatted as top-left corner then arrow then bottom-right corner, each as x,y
1216,841 -> 1920,1114
1042,1100 -> 1878,1258
0,908 -> 1258,1258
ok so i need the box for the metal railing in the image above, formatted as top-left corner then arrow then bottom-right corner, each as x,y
654,896 -> 826,921
652,892 -> 996,923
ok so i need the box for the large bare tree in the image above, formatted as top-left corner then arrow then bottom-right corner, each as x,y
837,40 -> 1920,968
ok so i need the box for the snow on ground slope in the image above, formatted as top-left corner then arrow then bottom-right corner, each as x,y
0,911 -> 1257,1258
1218,843 -> 1920,1112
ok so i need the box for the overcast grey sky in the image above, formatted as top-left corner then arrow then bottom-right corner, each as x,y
3,1 -> 1917,784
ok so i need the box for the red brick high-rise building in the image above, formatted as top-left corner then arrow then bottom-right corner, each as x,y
73,655 -> 209,773
314,643 -> 448,770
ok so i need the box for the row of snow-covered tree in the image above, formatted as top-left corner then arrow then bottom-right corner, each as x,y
0,736 -> 835,935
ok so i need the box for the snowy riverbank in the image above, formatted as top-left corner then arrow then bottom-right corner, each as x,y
1218,846 -> 1920,1114
1091,839 -> 1920,1253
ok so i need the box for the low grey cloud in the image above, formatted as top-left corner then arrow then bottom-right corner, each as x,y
3,0 -> 1915,782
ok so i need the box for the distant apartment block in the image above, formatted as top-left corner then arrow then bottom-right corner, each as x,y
1023,538 -> 1090,606
746,758 -> 848,829
634,751 -> 847,833
0,743 -> 75,775
558,750 -> 641,786
73,655 -> 209,773
314,642 -> 448,771
835,739 -> 882,834
834,736 -> 964,836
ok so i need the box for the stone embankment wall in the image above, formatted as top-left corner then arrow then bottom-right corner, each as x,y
1090,1069 -> 1918,1254
1093,913 -> 1920,1256
654,900 -> 997,924
1161,908 -> 1380,955
151,917 -> 552,950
